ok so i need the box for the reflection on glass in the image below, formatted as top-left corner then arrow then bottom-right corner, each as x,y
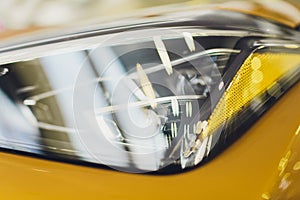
0,32 -> 230,172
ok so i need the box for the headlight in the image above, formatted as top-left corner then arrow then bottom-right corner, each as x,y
0,10 -> 299,173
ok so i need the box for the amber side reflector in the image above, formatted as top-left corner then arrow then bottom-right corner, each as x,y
203,53 -> 300,137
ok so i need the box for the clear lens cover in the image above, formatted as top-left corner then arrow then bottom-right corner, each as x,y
0,29 -> 233,173
1,28 -> 298,173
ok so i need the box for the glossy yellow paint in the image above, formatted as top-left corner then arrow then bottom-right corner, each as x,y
261,123 -> 300,199
0,80 -> 299,199
217,1 -> 300,28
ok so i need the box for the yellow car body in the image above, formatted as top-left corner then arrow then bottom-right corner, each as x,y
0,82 -> 298,200
0,1 -> 299,199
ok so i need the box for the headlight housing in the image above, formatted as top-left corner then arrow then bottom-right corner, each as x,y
0,10 -> 299,173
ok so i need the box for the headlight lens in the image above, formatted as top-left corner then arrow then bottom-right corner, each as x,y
0,27 -> 299,173
181,51 -> 300,168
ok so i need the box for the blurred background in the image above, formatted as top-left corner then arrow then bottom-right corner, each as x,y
0,0 -> 299,32
0,0 -> 196,30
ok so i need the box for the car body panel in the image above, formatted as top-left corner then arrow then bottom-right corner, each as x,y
0,82 -> 298,200
217,0 -> 300,28
0,1 -> 299,199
